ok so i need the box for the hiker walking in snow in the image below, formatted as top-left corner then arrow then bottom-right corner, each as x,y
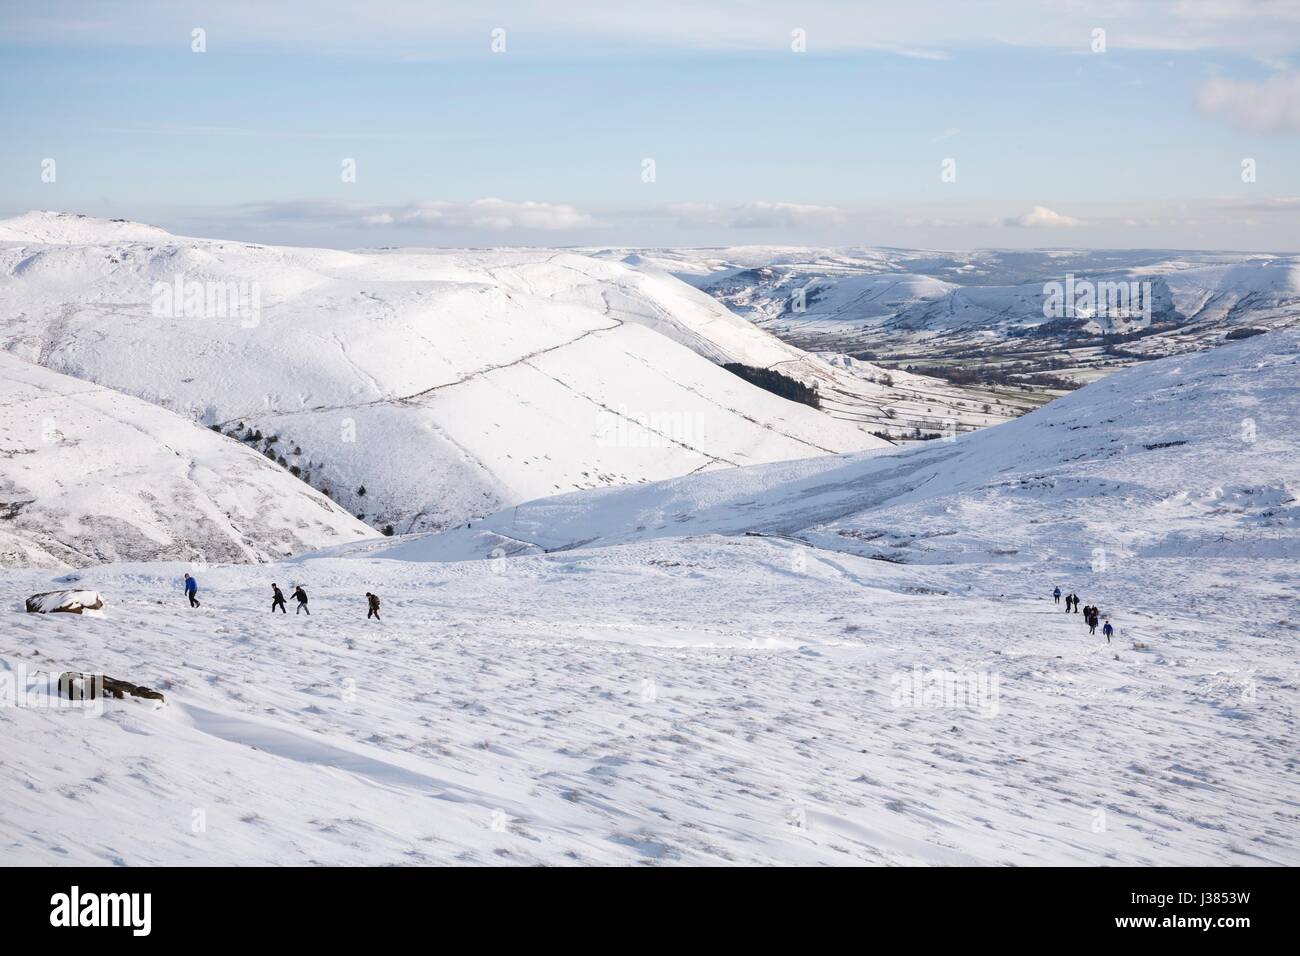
366,592 -> 381,620
183,573 -> 200,608
1053,586 -> 1061,605
1102,620 -> 1114,644
271,583 -> 287,614
1072,595 -> 1081,613
292,585 -> 310,615
1088,615 -> 1098,636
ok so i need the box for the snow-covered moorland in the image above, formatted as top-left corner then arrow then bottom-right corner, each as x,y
2,329 -> 1295,866
0,213 -> 1038,546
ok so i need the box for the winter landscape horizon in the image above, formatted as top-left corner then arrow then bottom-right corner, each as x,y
1,4 -> 1297,911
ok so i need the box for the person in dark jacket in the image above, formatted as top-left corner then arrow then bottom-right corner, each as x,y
366,592 -> 381,620
183,573 -> 200,608
1053,586 -> 1061,604
292,585 -> 309,615
271,583 -> 287,614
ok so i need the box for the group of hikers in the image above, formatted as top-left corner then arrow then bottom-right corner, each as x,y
181,574 -> 382,620
1052,586 -> 1114,643
183,572 -> 1115,639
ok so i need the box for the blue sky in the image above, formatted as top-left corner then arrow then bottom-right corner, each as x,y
2,1 -> 1298,249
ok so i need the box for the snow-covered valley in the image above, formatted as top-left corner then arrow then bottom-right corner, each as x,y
3,323 -> 1296,866
605,246 -> 1300,388
0,214 -> 1048,553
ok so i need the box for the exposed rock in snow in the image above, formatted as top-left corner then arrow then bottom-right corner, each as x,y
24,589 -> 104,613
58,672 -> 165,702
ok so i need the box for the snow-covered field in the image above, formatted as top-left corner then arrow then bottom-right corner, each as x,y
4,329 -> 1296,866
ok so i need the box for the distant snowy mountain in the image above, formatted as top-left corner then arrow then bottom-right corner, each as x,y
0,210 -> 172,245
0,352 -> 370,568
367,327 -> 1300,566
598,246 -> 1300,386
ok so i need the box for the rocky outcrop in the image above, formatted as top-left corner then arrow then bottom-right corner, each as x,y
25,590 -> 105,613
57,672 -> 165,703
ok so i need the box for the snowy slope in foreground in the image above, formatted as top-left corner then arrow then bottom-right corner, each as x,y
2,334 -> 1295,865
3,525 -> 1294,864
0,213 -> 889,534
0,353 -> 370,567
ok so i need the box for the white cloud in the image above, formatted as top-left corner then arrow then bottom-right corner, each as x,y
1004,206 -> 1084,228
366,199 -> 592,231
1197,71 -> 1300,132
231,198 -> 593,233
668,201 -> 845,229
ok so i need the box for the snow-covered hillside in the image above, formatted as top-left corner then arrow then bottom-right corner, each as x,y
363,326 -> 1300,565
0,353 -> 371,568
0,213 -> 918,535
601,246 -> 1300,386
4,331 -> 1295,865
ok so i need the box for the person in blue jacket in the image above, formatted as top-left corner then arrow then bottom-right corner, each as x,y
1053,586 -> 1061,604
183,572 -> 200,608
1102,620 -> 1114,644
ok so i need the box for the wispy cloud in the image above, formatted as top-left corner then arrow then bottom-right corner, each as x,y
365,199 -> 591,230
1197,71 -> 1300,132
25,197 -> 1300,251
667,201 -> 845,229
239,198 -> 592,231
5,1 -> 1299,58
